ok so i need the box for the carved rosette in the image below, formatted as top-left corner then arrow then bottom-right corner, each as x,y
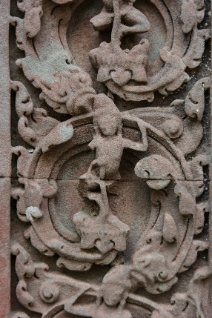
11,1 -> 210,318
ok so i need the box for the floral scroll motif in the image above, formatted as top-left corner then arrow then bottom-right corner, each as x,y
11,0 -> 210,318
11,77 -> 210,316
89,0 -> 209,102
11,243 -> 211,318
11,0 -> 210,107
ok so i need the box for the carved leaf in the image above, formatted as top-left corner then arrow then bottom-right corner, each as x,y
174,118 -> 203,155
195,201 -> 209,234
24,227 -> 55,256
11,187 -> 27,222
185,77 -> 210,120
13,146 -> 34,178
174,182 -> 197,215
16,281 -> 34,308
24,6 -> 43,38
135,155 -> 173,189
179,240 -> 208,273
38,121 -> 74,153
183,29 -> 210,68
189,154 -> 209,180
169,267 -> 212,317
162,214 -> 177,243
180,0 -> 205,33
12,81 -> 61,148
187,266 -> 212,318
11,244 -> 35,280
192,181 -> 205,198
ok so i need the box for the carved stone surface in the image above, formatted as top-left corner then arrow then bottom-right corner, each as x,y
0,0 -> 211,317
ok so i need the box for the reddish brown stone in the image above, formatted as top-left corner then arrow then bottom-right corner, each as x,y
0,0 -> 11,177
0,0 -> 211,317
0,179 -> 11,318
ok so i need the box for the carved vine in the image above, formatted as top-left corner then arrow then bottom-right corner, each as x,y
89,0 -> 209,101
11,0 -> 210,109
11,76 -> 210,315
11,243 -> 211,318
11,0 -> 210,317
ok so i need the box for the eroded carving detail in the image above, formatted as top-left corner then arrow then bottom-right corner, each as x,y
11,0 -> 210,108
11,76 -> 210,315
90,0 -> 209,102
12,243 -> 211,318
11,0 -> 210,317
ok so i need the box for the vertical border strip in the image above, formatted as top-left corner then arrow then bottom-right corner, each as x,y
0,0 -> 11,177
0,0 -> 11,317
0,180 -> 11,318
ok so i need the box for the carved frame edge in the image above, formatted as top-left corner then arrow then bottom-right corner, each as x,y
0,1 -> 11,317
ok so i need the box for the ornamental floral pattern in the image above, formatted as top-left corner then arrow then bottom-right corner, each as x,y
9,1 -> 211,318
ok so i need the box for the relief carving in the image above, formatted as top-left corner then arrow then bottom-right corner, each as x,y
11,243 -> 212,318
10,0 -> 211,317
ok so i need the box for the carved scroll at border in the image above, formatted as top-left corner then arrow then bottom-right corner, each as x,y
11,0 -> 210,111
11,77 -> 210,316
90,0 -> 209,102
11,243 -> 212,318
10,0 -> 211,317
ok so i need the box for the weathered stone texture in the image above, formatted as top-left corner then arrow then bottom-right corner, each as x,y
0,0 -> 211,317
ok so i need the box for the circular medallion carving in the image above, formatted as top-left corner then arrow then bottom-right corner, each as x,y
11,0 -> 210,317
